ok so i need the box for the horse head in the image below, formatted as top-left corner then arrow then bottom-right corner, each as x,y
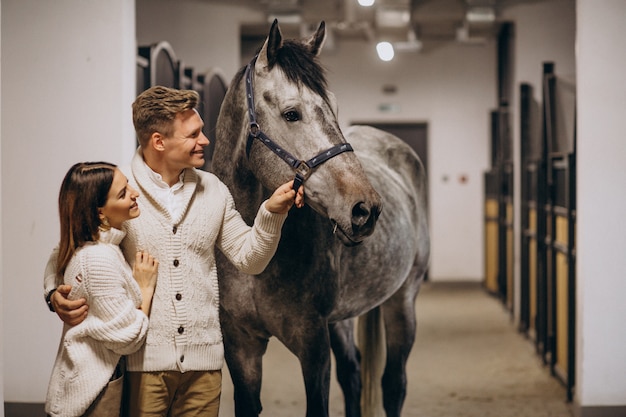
217,20 -> 382,245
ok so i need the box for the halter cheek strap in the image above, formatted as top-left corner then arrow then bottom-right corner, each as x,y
244,56 -> 353,192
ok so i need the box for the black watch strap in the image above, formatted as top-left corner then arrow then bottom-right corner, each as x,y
46,288 -> 57,312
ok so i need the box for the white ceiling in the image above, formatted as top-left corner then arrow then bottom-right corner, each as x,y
199,0 -> 546,49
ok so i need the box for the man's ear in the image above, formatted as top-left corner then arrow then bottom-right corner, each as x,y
151,132 -> 165,151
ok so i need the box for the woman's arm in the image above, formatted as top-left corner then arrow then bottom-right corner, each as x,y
132,250 -> 158,316
72,247 -> 154,355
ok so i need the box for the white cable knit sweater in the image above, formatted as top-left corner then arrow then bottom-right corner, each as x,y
45,228 -> 149,417
43,149 -> 287,382
120,149 -> 287,372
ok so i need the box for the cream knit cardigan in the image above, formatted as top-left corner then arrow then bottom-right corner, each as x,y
121,149 -> 287,373
43,149 -> 287,378
45,228 -> 149,417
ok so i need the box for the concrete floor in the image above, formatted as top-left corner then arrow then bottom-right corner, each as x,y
218,281 -> 575,417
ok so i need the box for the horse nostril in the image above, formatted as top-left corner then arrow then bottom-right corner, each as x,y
351,202 -> 371,228
372,203 -> 382,220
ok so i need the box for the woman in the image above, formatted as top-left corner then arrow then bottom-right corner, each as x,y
45,162 -> 159,417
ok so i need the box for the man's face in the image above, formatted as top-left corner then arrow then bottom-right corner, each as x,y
163,109 -> 210,170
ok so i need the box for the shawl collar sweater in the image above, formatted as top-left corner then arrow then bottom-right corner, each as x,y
122,149 -> 287,372
45,228 -> 149,417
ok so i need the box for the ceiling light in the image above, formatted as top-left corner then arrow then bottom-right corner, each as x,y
466,6 -> 496,23
358,0 -> 375,7
376,41 -> 394,61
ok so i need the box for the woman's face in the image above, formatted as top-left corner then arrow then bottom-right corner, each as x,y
99,168 -> 140,229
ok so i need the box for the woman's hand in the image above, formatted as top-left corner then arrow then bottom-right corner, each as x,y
133,251 -> 159,315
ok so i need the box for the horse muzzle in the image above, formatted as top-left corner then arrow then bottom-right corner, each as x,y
332,199 -> 382,246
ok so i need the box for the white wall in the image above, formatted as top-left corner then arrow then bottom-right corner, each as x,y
576,0 -> 626,408
136,0 -> 264,84
1,0 -> 136,402
0,0 -> 4,413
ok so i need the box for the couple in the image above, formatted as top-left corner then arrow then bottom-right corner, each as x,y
44,86 -> 305,417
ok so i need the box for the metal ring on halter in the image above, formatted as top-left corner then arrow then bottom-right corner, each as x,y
293,162 -> 312,192
295,161 -> 311,180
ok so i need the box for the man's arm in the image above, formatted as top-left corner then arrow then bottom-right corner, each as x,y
217,180 -> 303,275
44,247 -> 88,326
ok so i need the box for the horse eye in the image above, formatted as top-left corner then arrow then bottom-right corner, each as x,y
283,110 -> 300,122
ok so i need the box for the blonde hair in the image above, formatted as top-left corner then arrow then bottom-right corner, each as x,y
132,86 -> 200,148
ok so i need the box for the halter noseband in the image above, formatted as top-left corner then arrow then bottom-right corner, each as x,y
244,55 -> 353,192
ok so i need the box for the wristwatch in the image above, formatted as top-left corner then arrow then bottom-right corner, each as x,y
46,288 -> 57,312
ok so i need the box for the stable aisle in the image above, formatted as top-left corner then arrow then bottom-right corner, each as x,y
219,281 -> 574,417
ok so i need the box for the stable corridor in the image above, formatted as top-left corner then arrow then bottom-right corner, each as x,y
219,281 -> 574,417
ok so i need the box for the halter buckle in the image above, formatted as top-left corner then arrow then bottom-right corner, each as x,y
295,161 -> 311,180
250,123 -> 260,137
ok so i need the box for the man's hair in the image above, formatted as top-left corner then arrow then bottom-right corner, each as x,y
57,162 -> 117,278
132,86 -> 200,148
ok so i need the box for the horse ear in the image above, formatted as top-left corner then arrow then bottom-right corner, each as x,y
305,21 -> 326,56
257,18 -> 283,70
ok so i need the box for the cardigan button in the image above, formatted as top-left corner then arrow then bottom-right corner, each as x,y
176,293 -> 182,301
173,226 -> 177,234
173,259 -> 179,267
178,326 -> 184,334
180,355 -> 185,363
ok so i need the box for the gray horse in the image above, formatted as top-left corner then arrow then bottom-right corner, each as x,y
212,20 -> 430,417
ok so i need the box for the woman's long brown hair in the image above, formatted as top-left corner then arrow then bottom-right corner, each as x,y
56,162 -> 117,279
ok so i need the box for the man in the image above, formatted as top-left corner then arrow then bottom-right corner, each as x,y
44,86 -> 304,416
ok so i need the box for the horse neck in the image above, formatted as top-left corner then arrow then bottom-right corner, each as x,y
213,79 -> 266,222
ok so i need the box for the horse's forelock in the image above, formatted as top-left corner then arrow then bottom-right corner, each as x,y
275,40 -> 329,103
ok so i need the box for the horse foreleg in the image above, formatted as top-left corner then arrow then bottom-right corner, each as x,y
284,322 -> 332,417
222,318 -> 269,417
329,319 -> 362,417
379,271 -> 423,417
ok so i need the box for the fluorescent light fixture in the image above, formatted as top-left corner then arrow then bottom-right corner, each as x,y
376,41 -> 394,61
358,0 -> 375,6
466,6 -> 496,23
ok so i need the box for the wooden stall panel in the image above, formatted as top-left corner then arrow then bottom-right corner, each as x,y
506,203 -> 514,309
555,215 -> 569,380
485,198 -> 499,293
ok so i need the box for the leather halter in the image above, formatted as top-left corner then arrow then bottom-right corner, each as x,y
244,55 -> 353,192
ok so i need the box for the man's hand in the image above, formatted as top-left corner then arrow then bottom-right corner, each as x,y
52,284 -> 88,326
265,180 -> 305,214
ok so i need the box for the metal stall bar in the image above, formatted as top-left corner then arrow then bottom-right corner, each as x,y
548,74 -> 577,401
520,83 -> 541,336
